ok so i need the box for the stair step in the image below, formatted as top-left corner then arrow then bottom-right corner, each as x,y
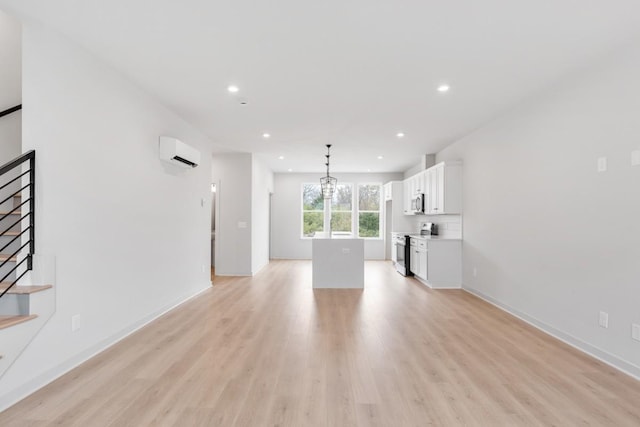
0,315 -> 37,330
0,284 -> 52,294
0,255 -> 17,262
0,211 -> 21,216
0,231 -> 20,236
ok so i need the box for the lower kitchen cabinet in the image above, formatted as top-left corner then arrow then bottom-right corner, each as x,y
410,238 -> 462,289
426,240 -> 461,288
409,238 -> 427,281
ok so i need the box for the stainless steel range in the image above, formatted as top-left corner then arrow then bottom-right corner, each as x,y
394,234 -> 412,276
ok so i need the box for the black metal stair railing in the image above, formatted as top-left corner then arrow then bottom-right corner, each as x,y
0,150 -> 35,298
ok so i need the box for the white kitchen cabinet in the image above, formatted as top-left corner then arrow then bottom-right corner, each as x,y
402,170 -> 428,215
426,161 -> 462,215
415,170 -> 427,195
426,240 -> 461,288
403,179 -> 412,215
384,182 -> 393,201
409,237 -> 428,281
409,237 -> 461,288
409,238 -> 420,277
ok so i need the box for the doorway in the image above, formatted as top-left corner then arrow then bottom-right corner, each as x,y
211,182 -> 217,282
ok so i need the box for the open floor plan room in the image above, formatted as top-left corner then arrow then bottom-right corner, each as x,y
1,261 -> 639,426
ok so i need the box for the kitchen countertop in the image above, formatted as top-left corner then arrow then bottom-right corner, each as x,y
407,234 -> 462,241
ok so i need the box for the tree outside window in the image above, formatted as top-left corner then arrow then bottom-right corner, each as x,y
358,184 -> 381,238
331,184 -> 353,236
302,184 -> 324,237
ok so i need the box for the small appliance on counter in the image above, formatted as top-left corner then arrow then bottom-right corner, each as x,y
420,222 -> 438,236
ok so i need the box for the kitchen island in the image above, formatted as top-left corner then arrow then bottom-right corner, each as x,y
312,238 -> 364,288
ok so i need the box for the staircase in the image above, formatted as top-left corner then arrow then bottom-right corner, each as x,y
0,147 -> 55,373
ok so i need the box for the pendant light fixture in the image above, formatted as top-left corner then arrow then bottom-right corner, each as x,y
320,144 -> 337,199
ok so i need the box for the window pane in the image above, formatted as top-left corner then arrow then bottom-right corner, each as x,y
303,184 -> 324,210
331,212 -> 352,233
359,184 -> 380,211
331,184 -> 352,211
303,212 -> 324,237
359,212 -> 380,238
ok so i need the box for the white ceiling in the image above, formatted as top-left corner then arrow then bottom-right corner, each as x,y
2,1 -> 640,173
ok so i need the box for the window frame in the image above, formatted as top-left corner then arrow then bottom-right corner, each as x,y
300,182 -> 325,239
357,182 -> 383,240
330,182 -> 354,238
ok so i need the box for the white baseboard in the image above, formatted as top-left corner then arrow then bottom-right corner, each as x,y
0,285 -> 211,412
215,272 -> 253,277
464,286 -> 640,381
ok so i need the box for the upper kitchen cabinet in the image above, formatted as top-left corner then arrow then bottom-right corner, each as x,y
383,182 -> 393,201
403,179 -> 412,214
402,170 -> 427,215
427,161 -> 462,215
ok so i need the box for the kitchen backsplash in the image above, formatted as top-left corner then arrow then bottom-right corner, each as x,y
414,214 -> 462,239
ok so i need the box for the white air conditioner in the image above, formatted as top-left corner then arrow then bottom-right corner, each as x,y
159,136 -> 201,168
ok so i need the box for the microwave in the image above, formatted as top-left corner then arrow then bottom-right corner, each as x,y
411,193 -> 425,214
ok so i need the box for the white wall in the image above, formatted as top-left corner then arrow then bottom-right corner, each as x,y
271,172 -> 403,260
437,40 -> 640,376
0,21 -> 213,407
251,156 -> 273,274
0,10 -> 21,163
212,153 -> 252,276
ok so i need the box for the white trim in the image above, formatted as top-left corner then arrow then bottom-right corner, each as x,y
251,259 -> 269,276
0,285 -> 211,412
356,183 -> 383,239
301,182 -> 325,238
464,286 -> 640,381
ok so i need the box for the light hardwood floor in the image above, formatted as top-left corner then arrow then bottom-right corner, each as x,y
2,260 -> 640,426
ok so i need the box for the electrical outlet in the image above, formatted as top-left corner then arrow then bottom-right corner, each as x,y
201,264 -> 206,273
632,151 -> 640,166
599,311 -> 609,329
342,248 -> 351,254
71,314 -> 81,332
632,324 -> 640,341
597,157 -> 607,172
473,267 -> 477,277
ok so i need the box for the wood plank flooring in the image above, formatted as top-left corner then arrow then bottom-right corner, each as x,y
2,260 -> 640,426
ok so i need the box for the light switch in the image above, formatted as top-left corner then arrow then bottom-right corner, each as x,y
599,311 -> 609,328
597,157 -> 607,172
71,314 -> 81,332
632,324 -> 640,341
632,150 -> 640,166
342,248 -> 351,254
238,221 -> 247,229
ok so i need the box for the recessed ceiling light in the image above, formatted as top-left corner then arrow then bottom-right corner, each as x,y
377,155 -> 384,160
437,84 -> 450,93
396,132 -> 405,138
367,169 -> 371,172
278,155 -> 285,160
227,85 -> 239,93
262,133 -> 271,139
287,168 -> 293,172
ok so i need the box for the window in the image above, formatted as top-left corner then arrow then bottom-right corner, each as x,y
331,183 -> 353,236
302,183 -> 324,237
302,182 -> 377,239
358,184 -> 381,238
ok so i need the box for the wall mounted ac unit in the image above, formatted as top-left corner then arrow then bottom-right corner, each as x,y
159,136 -> 201,168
